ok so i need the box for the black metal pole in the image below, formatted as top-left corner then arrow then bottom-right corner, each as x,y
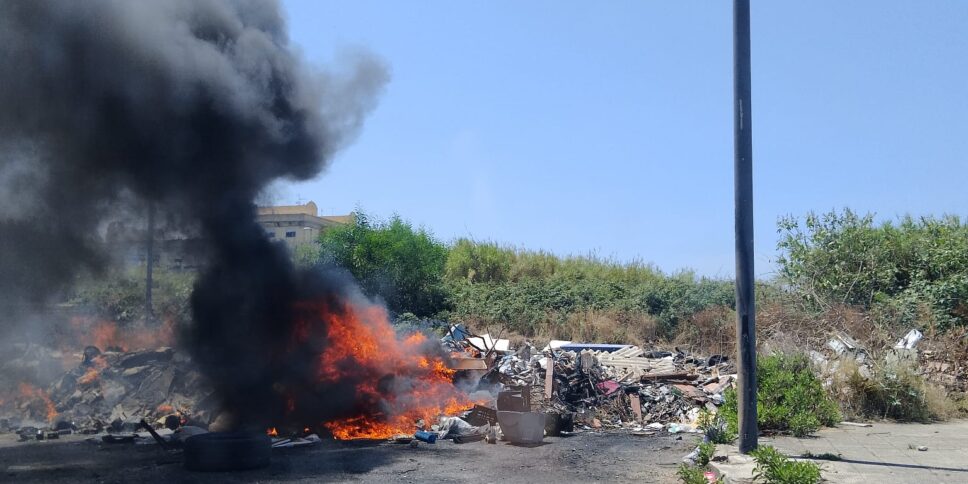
145,202 -> 155,323
733,0 -> 758,453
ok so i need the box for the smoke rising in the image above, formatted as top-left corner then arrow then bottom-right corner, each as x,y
0,0 -> 388,427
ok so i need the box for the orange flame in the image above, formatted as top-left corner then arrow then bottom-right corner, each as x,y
77,369 -> 99,385
77,354 -> 109,385
288,300 -> 475,440
267,427 -> 279,437
68,316 -> 176,352
18,383 -> 58,423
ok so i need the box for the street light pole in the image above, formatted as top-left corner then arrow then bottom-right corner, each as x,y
145,201 -> 155,323
733,0 -> 758,453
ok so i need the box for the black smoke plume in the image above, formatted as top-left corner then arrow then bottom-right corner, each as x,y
0,0 -> 388,428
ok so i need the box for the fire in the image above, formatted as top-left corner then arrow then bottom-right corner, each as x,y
67,316 -> 176,353
287,300 -> 475,440
267,427 -> 279,437
77,354 -> 109,385
78,369 -> 100,385
18,383 -> 58,423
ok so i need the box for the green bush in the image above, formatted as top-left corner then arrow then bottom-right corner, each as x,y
318,211 -> 449,317
777,210 -> 968,329
445,240 -> 735,338
445,238 -> 514,283
720,354 -> 839,437
677,463 -> 715,484
697,408 -> 736,444
838,356 -> 951,422
71,268 -> 194,323
696,441 -> 716,467
750,446 -> 821,484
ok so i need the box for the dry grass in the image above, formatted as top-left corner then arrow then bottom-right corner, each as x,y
827,352 -> 956,422
670,303 -> 898,359
756,303 -> 898,354
672,306 -> 736,356
463,309 -> 659,350
528,309 -> 659,348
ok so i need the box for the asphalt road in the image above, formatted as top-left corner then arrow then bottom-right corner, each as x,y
0,431 -> 698,483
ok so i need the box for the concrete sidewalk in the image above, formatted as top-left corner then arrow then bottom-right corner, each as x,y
711,420 -> 968,483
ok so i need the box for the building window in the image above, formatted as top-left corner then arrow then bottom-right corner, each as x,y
266,231 -> 275,238
285,231 -> 296,238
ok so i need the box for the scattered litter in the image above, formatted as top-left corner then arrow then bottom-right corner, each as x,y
271,434 -> 321,449
895,329 -> 923,349
414,430 -> 437,444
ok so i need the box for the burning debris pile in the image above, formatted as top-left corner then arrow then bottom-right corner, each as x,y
0,0 -> 733,471
279,297 -> 480,440
2,320 -> 733,446
41,347 -> 212,433
0,0 -> 389,439
0,299 -> 481,443
0,321 -> 216,439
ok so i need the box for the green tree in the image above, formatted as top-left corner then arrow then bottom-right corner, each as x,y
777,210 -> 968,329
445,238 -> 513,283
318,211 -> 448,317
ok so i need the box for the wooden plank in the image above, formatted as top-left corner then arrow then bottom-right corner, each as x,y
640,371 -> 697,381
629,393 -> 642,422
544,359 -> 554,400
672,384 -> 707,402
449,358 -> 488,370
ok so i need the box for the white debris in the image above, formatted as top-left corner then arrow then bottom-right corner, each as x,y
894,329 -> 923,349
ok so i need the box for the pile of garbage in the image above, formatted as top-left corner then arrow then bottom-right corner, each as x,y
814,327 -> 968,396
0,344 -> 216,437
443,325 -> 736,439
4,323 -> 737,446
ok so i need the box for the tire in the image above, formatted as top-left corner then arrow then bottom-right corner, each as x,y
183,432 -> 271,472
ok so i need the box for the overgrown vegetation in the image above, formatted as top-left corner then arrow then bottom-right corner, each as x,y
750,446 -> 822,484
314,211 -> 736,340
830,354 -> 953,422
71,268 -> 194,324
677,442 -> 721,484
317,212 -> 449,317
677,463 -> 718,484
720,354 -> 839,437
777,209 -> 968,330
696,441 -> 716,467
312,208 -> 968,346
447,248 -> 735,342
697,408 -> 736,444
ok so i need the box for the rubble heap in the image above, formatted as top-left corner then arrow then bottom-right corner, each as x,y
1,345 -> 215,435
489,342 -> 733,430
444,325 -> 736,434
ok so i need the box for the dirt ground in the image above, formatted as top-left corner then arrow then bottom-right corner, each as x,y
0,431 -> 698,483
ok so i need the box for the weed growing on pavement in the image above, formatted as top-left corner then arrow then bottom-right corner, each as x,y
677,463 -> 721,484
801,450 -> 842,461
750,445 -> 822,484
696,441 -> 716,466
721,354 -> 839,437
697,409 -> 736,444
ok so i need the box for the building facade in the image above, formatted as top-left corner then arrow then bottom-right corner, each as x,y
256,201 -> 352,250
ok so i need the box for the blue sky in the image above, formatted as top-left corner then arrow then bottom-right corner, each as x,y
279,1 -> 967,278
